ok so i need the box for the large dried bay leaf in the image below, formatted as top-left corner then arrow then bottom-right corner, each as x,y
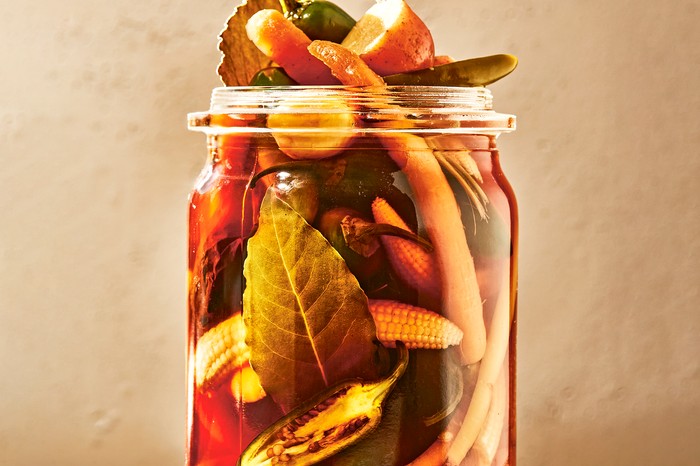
243,192 -> 384,410
217,0 -> 282,86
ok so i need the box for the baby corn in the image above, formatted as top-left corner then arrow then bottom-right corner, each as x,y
369,299 -> 463,349
195,313 -> 251,389
371,197 -> 441,300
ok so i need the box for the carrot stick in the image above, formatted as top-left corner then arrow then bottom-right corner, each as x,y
247,10 -> 339,85
307,40 -> 385,86
407,431 -> 454,466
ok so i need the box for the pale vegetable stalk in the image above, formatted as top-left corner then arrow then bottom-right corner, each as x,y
445,271 -> 511,465
307,39 -> 487,365
463,365 -> 507,466
425,135 -> 489,221
408,271 -> 511,466
380,132 -> 486,365
491,396 -> 511,466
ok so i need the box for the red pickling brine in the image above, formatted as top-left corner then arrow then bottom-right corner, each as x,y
186,84 -> 517,466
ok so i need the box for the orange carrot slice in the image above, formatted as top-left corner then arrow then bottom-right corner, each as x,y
246,10 -> 338,85
307,40 -> 385,86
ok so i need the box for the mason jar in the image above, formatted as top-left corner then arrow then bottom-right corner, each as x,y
186,86 -> 517,466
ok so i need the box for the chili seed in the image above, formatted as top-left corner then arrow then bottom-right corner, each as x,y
282,438 -> 302,448
272,444 -> 285,456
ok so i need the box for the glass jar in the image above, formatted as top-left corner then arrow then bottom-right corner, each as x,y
186,86 -> 517,466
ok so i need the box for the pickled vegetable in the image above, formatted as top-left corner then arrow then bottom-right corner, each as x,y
285,0 -> 356,43
316,207 -> 387,286
239,343 -> 408,466
243,192 -> 386,410
249,66 -> 298,86
191,1 -> 518,465
268,171 -> 320,223
383,54 -> 518,87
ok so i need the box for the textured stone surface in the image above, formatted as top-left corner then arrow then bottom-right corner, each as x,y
0,0 -> 698,465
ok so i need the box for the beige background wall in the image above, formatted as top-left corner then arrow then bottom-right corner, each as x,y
1,0 -> 698,464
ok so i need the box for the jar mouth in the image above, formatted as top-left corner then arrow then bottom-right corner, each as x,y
188,86 -> 515,134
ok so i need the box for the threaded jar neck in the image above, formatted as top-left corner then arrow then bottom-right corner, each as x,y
189,86 -> 515,134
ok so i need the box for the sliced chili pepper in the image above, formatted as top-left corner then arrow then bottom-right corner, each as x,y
239,343 -> 408,466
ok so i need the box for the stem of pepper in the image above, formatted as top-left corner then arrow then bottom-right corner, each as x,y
342,216 -> 434,253
278,0 -> 299,15
249,161 -> 310,188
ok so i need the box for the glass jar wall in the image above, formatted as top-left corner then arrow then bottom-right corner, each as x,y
187,86 -> 517,466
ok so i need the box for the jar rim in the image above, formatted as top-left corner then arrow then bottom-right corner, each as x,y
188,85 -> 515,134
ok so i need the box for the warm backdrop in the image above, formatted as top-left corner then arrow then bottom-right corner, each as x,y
1,0 -> 698,465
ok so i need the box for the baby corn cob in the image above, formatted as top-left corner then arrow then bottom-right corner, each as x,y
371,197 -> 441,300
369,299 -> 463,349
195,313 -> 251,389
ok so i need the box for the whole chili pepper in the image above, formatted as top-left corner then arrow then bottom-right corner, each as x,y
280,0 -> 356,43
249,66 -> 297,86
383,54 -> 518,87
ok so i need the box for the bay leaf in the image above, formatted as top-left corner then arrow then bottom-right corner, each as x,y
243,191 -> 384,410
217,0 -> 282,86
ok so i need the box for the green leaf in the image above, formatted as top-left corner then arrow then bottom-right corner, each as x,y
243,191 -> 384,411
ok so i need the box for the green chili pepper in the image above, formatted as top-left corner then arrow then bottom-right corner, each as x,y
249,66 -> 297,86
239,343 -> 408,466
383,54 -> 519,87
284,0 -> 356,43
